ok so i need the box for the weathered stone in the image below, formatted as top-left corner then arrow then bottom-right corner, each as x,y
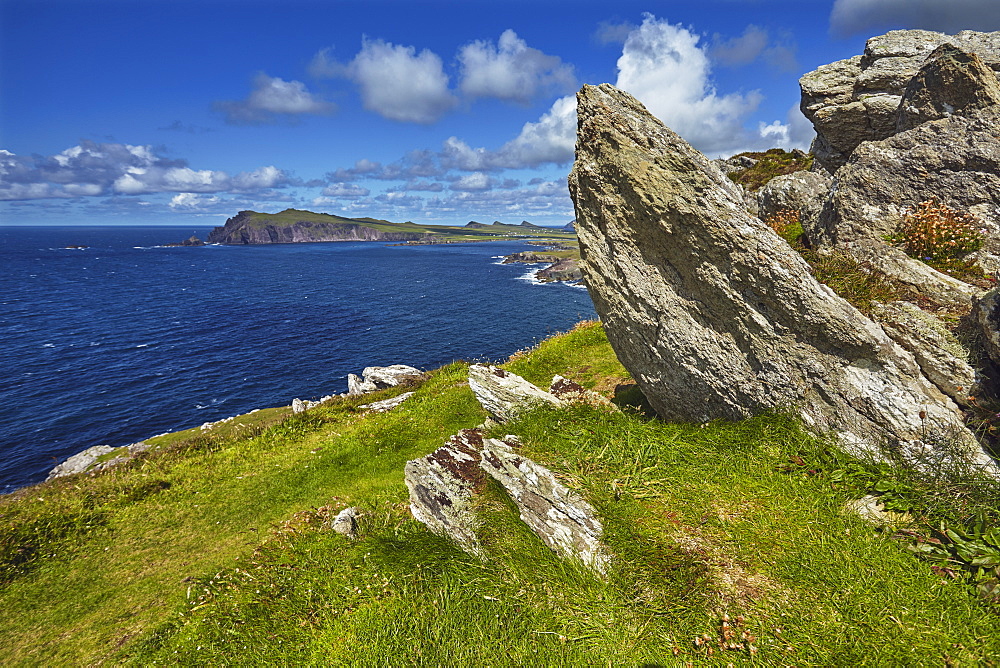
468,364 -> 562,423
870,301 -> 978,406
844,494 -> 912,526
800,29 -> 1000,171
332,506 -> 360,538
291,398 -> 306,414
46,445 -> 116,481
360,391 -> 414,412
756,170 -> 831,229
404,429 -> 488,554
549,375 -> 616,409
813,108 -> 1000,254
363,364 -> 426,388
348,364 -> 426,396
480,438 -> 610,573
896,43 -> 1000,132
976,287 -> 1000,368
568,83 -> 995,472
834,239 -> 983,310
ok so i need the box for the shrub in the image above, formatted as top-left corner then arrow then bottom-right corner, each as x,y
763,208 -> 804,247
887,200 -> 984,277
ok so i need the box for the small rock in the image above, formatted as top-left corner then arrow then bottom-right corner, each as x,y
291,398 -> 306,414
549,375 -> 616,409
332,507 -> 360,538
46,445 -> 116,481
360,391 -> 414,412
468,364 -> 562,423
844,494 -> 912,526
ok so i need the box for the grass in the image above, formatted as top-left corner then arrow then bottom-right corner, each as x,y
3,322 -> 1000,665
726,148 -> 814,192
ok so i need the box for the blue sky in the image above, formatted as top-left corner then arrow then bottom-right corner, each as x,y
2,0 -> 998,227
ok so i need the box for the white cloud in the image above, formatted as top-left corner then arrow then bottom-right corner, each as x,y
216,73 -> 334,125
344,38 -> 457,123
0,141 -> 294,200
168,193 -> 221,210
615,15 -> 763,156
321,183 -> 370,198
458,29 -> 575,104
830,0 -> 1000,35
450,172 -> 493,191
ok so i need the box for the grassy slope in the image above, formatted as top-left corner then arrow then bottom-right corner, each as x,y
2,322 -> 999,665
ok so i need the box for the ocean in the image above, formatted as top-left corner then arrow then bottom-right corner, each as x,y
0,226 -> 595,491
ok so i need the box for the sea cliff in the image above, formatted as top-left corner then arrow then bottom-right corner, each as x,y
207,210 -> 427,244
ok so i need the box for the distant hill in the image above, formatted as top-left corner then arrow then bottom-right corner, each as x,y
208,209 -> 575,245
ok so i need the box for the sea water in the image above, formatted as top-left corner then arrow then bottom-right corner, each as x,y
0,226 -> 595,491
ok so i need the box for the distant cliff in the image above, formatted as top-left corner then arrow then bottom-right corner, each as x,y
207,210 -> 428,245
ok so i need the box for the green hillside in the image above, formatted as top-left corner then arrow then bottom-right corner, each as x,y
3,322 -> 1000,665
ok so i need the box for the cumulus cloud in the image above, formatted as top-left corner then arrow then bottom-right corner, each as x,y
168,193 -> 221,210
450,172 -> 493,191
215,73 -> 335,125
342,38 -> 457,123
458,29 -> 575,104
321,183 -> 370,198
830,0 -> 1000,35
0,141 -> 294,200
615,15 -> 766,156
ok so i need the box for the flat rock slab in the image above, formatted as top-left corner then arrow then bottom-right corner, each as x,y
568,83 -> 996,473
404,429 -> 488,555
481,437 -> 610,573
468,364 -> 562,423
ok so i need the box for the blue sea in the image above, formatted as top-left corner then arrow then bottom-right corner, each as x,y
0,226 -> 595,491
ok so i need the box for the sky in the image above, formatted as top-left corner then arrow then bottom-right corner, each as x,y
1,0 -> 998,227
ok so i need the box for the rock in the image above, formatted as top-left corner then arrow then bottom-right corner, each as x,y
799,29 -> 1000,171
291,398 -> 306,414
467,364 -> 562,423
360,391 -> 414,412
870,301 -> 978,406
404,429 -> 488,555
756,171 -> 832,230
844,494 -> 912,526
480,437 -> 610,573
976,287 -> 1000,367
46,445 -> 116,481
835,239 -> 983,310
813,108 -> 1000,253
548,375 -> 616,409
332,507 -> 360,538
347,364 -> 426,396
568,83 -> 996,472
536,258 -> 583,283
896,43 -> 1000,131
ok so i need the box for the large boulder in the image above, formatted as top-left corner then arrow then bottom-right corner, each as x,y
347,364 -> 426,396
811,107 -> 1000,253
568,83 -> 996,472
756,170 -> 831,228
896,43 -> 1000,131
800,29 -> 1000,172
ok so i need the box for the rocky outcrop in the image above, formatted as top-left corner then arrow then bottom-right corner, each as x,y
976,288 -> 1000,368
347,364 -> 426,396
568,83 -> 996,472
405,424 -> 609,571
870,301 -> 978,405
536,258 -> 583,283
800,30 -> 1000,172
468,364 -> 562,423
404,429 -> 490,555
756,171 -> 831,228
46,441 -> 153,481
896,43 -> 1000,131
480,438 -> 609,573
208,210 -> 425,245
811,107 -> 1000,253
